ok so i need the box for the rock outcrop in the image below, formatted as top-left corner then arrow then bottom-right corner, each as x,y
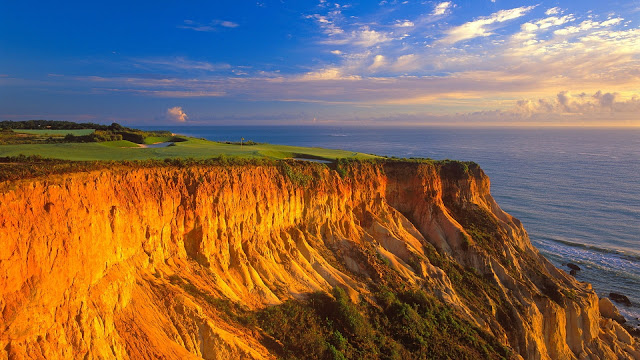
0,161 -> 637,359
600,297 -> 626,324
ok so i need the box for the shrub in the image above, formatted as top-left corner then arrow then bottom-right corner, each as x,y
250,285 -> 512,360
280,162 -> 312,186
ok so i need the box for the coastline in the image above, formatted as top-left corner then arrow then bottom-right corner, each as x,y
159,125 -> 640,329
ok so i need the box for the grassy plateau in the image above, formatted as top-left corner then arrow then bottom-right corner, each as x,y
0,135 -> 376,161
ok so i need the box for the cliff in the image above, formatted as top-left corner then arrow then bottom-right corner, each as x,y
0,160 -> 638,359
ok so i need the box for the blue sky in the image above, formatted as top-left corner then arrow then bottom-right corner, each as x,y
1,0 -> 639,126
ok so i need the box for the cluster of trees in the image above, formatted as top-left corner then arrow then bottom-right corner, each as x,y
222,140 -> 259,146
0,120 -> 113,130
0,120 -> 178,144
64,131 -> 123,143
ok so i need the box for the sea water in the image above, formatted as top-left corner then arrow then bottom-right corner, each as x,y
150,125 -> 640,326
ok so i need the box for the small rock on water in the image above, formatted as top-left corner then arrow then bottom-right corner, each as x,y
609,292 -> 632,306
567,263 -> 581,271
570,269 -> 577,276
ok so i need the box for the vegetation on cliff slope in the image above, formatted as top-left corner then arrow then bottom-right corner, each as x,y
167,261 -> 512,360
252,286 -> 512,360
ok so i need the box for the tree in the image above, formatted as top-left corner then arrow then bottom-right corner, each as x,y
108,122 -> 124,131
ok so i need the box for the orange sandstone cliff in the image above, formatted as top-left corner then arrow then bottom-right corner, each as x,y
0,161 -> 638,359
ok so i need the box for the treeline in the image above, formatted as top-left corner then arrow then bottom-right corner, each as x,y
0,120 -> 181,145
64,131 -> 123,143
0,120 -> 112,130
221,140 -> 260,146
62,131 -> 187,144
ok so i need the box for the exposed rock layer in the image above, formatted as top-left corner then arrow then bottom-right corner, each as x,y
0,161 -> 638,359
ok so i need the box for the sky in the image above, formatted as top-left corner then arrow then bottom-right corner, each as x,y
1,0 -> 639,127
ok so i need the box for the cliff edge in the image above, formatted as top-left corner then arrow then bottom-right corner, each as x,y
0,160 -> 637,359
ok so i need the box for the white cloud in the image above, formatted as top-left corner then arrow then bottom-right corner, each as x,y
137,57 -> 231,72
179,20 -> 214,32
368,55 -> 387,71
322,26 -> 393,47
394,20 -> 415,27
545,7 -> 561,16
554,18 -> 623,36
179,19 -> 239,32
354,27 -> 393,46
432,2 -> 452,16
441,6 -> 536,44
518,15 -> 575,35
520,22 -> 539,33
536,15 -> 575,30
330,50 -> 343,55
106,89 -> 225,97
389,54 -> 420,73
308,13 -> 345,37
220,21 -> 239,28
167,106 -> 188,122
554,20 -> 598,35
600,18 -> 624,27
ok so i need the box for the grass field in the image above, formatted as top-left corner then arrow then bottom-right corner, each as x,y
142,136 -> 174,144
0,136 -> 376,161
99,140 -> 141,148
13,129 -> 95,136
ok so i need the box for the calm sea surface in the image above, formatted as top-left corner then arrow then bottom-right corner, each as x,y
148,125 -> 640,326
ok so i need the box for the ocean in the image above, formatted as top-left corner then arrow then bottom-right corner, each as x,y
148,125 -> 640,326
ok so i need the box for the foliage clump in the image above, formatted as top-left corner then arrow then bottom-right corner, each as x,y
0,121 -> 185,145
280,162 -> 313,186
221,140 -> 260,145
248,286 -> 512,360
0,120 -> 111,130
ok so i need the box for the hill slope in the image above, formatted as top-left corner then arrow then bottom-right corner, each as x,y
0,161 -> 637,359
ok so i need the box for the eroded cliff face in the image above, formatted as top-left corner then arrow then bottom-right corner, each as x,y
0,161 -> 638,359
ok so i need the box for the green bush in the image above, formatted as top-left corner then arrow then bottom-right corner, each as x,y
280,162 -> 312,186
249,286 -> 511,360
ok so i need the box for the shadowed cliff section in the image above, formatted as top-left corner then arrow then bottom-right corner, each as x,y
0,160 -> 638,359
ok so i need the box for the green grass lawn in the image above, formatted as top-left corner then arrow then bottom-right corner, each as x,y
142,136 -> 174,144
100,140 -> 140,148
0,136 -> 377,161
13,129 -> 95,136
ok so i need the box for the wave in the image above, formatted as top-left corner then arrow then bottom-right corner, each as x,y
328,133 -> 348,137
576,152 -> 619,159
544,237 -> 640,263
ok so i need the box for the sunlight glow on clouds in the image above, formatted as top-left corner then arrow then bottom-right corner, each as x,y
514,91 -> 640,115
63,5 -> 640,122
167,106 -> 188,122
3,0 -> 639,126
